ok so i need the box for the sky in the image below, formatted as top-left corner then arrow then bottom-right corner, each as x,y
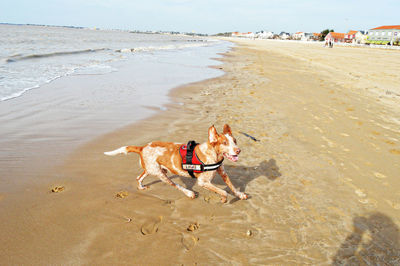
1,0 -> 399,34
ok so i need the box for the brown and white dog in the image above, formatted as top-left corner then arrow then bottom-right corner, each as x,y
104,124 -> 248,203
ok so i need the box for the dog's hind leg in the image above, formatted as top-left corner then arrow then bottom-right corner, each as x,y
156,171 -> 195,199
136,171 -> 149,190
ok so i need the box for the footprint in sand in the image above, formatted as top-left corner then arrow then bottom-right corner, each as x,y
115,191 -> 129,198
385,199 -> 400,210
322,136 -> 336,148
355,189 -> 367,198
389,149 -> 400,155
358,198 -> 378,208
51,186 -> 65,193
141,216 -> 163,235
181,233 -> 199,250
384,140 -> 396,145
314,126 -> 323,133
187,222 -> 199,232
373,172 -> 386,179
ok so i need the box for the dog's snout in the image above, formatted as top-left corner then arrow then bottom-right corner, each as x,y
235,148 -> 241,155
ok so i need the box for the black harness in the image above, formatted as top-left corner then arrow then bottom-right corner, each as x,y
180,140 -> 224,178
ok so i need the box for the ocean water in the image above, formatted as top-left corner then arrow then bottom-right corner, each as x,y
0,24 -> 224,101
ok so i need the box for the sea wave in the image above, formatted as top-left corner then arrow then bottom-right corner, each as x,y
4,40 -> 213,64
6,48 -> 110,63
115,41 -> 211,53
0,85 -> 40,101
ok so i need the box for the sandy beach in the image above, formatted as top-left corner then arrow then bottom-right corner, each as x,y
1,39 -> 400,264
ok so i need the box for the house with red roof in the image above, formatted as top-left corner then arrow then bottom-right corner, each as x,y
344,30 -> 358,42
345,30 -> 367,44
313,33 -> 321,40
368,25 -> 400,43
325,32 -> 345,43
293,32 -> 305,40
231,32 -> 255,38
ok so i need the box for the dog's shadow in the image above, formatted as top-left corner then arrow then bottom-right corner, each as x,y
145,159 -> 281,203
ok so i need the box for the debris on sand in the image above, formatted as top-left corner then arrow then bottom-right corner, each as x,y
239,131 -> 260,142
187,222 -> 199,232
246,229 -> 253,237
116,191 -> 129,198
51,186 -> 65,193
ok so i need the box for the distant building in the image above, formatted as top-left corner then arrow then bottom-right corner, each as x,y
279,32 -> 290,40
293,32 -> 305,40
344,30 -> 358,42
343,30 -> 367,44
231,32 -> 243,37
293,32 -> 314,41
325,32 -> 345,43
303,33 -> 314,41
355,31 -> 368,44
368,25 -> 400,43
231,32 -> 255,38
312,33 -> 321,40
256,31 -> 274,39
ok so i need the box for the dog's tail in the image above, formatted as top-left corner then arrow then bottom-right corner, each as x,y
104,145 -> 142,156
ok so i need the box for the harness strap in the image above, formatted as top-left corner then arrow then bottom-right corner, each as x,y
203,159 -> 224,171
186,140 -> 198,178
181,140 -> 224,178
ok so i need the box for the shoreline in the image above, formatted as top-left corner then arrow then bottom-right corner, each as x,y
1,39 -> 399,264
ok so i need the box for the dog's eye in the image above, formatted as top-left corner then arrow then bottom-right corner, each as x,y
233,138 -> 237,144
223,141 -> 228,145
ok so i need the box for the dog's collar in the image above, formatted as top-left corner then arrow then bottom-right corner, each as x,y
179,140 -> 223,178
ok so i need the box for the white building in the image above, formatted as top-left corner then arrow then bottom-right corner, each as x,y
279,32 -> 290,40
293,32 -> 305,40
256,31 -> 274,39
231,32 -> 255,38
368,25 -> 400,44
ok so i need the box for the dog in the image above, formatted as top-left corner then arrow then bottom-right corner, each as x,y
104,124 -> 248,203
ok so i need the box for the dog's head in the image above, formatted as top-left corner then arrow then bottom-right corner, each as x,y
208,124 -> 241,162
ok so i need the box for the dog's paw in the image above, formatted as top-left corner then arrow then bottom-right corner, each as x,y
220,196 -> 228,203
237,192 -> 248,200
138,185 -> 149,190
186,190 -> 196,199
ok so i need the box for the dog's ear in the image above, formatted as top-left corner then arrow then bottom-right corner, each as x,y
223,124 -> 232,135
208,125 -> 218,144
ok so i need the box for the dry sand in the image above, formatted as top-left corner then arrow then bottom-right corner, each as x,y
1,39 -> 400,264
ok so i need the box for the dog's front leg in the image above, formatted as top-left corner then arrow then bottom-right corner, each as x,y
217,166 -> 248,200
198,179 -> 228,203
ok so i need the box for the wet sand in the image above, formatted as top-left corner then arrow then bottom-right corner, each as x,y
1,39 -> 400,264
